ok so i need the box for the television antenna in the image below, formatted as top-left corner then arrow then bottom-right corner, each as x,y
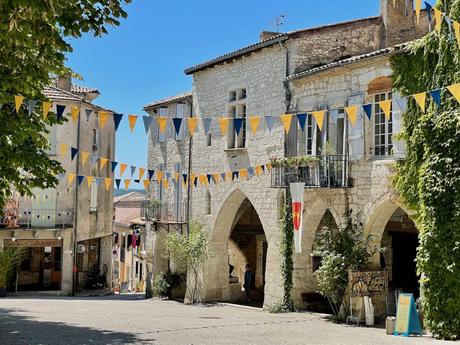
274,15 -> 286,33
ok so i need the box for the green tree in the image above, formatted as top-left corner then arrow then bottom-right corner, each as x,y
0,1 -> 130,210
279,192 -> 294,312
391,0 -> 460,339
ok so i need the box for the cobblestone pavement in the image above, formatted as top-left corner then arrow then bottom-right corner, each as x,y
0,294 -> 455,345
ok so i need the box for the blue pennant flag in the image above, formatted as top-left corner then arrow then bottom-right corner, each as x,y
394,96 -> 408,113
429,89 -> 442,107
113,113 -> 123,131
70,147 -> 79,161
297,113 -> 307,131
425,2 -> 433,24
265,116 -> 275,132
362,104 -> 373,120
148,169 -> 155,180
203,118 -> 212,135
232,171 -> 239,180
96,177 -> 103,186
211,174 -> 219,184
143,116 -> 153,135
91,154 -> 98,166
261,165 -> 265,172
85,109 -> 92,122
56,105 -> 66,120
111,161 -> 118,172
130,166 -> 136,177
234,118 -> 243,135
207,174 -> 212,184
27,100 -> 39,116
182,174 -> 188,184
329,109 -> 338,124
115,179 -> 121,189
220,172 -> 226,181
172,118 -> 183,135
165,172 -> 171,180
247,167 -> 255,177
77,175 -> 85,186
193,177 -> 198,187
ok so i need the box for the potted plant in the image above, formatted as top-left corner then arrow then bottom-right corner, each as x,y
0,247 -> 25,297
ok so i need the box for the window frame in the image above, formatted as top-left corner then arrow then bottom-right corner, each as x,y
372,92 -> 393,158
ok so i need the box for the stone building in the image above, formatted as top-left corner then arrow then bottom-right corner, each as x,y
145,0 -> 430,313
0,77 -> 115,295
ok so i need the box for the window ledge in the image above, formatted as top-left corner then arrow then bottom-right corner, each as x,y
224,147 -> 247,154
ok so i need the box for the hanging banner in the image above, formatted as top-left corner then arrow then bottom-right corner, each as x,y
312,110 -> 325,131
345,105 -> 358,127
128,114 -> 138,133
280,114 -> 293,134
248,116 -> 260,135
188,117 -> 198,137
378,100 -> 392,120
14,95 -> 24,113
290,182 -> 305,254
413,92 -> 426,113
219,117 -> 229,136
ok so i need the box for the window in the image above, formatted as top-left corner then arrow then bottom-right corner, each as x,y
229,91 -> 237,102
206,134 -> 212,146
238,88 -> 246,100
173,162 -> 182,221
205,190 -> 211,215
298,114 -> 314,156
90,179 -> 98,212
373,92 -> 393,157
236,104 -> 246,148
227,88 -> 247,149
92,129 -> 98,152
227,105 -> 237,149
157,163 -> 165,204
175,103 -> 185,141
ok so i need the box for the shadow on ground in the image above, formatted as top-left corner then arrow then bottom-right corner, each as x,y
0,307 -> 154,345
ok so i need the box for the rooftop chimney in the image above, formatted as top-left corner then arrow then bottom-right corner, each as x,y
259,31 -> 280,42
57,75 -> 72,92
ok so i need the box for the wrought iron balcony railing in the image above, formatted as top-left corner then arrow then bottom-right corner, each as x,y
141,201 -> 186,224
0,208 -> 74,229
270,155 -> 350,189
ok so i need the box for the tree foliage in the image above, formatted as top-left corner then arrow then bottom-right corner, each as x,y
0,247 -> 25,288
391,0 -> 460,339
0,0 -> 130,210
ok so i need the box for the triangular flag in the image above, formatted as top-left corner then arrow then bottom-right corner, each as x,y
345,106 -> 358,127
248,116 -> 260,135
86,176 -> 94,188
115,179 -> 121,189
429,89 -> 442,107
71,106 -> 79,122
120,163 -> 127,176
70,147 -> 78,161
60,143 -> 68,157
148,169 -> 155,180
99,111 -> 110,129
43,102 -> 52,120
91,153 -> 98,166
265,116 -> 275,132
157,117 -> 168,134
329,109 -> 338,124
394,96 -> 408,113
255,166 -> 263,176
143,116 -> 153,135
203,118 -> 212,136
172,118 -> 183,136
198,175 -> 208,186
206,174 -> 212,184
312,111 -> 325,131
212,173 -> 221,184
247,167 -> 254,178
104,178 -> 112,191
447,83 -> 460,103
68,173 -> 76,186
219,117 -> 229,136
27,100 -> 39,116
413,92 -> 426,113
95,177 -> 103,186
174,172 -> 180,182
297,113 -> 307,131
434,8 -> 443,32
165,171 -> 171,180
124,179 -> 131,190
130,166 -> 136,177
139,168 -> 145,180
220,172 -> 227,182
85,109 -> 92,122
454,21 -> 460,46
239,169 -> 248,179
113,113 -> 123,131
280,114 -> 293,134
14,95 -> 24,113
143,179 -> 150,190
111,161 -> 118,172
188,118 -> 198,137
378,100 -> 392,120
56,105 -> 66,120
415,0 -> 422,25
100,157 -> 109,170
80,151 -> 90,166
234,118 -> 244,135
156,171 -> 164,181
425,2 -> 433,27
182,174 -> 188,185
77,175 -> 85,186
232,171 -> 239,180
162,179 -> 169,189
128,115 -> 138,133
362,104 -> 373,120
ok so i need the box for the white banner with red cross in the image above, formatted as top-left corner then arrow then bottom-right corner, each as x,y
290,182 -> 305,253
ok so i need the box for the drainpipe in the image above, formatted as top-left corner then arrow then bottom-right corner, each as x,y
186,98 -> 193,237
72,101 -> 82,296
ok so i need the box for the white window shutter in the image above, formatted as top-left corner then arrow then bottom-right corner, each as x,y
158,107 -> 167,143
31,188 -> 57,227
90,180 -> 98,212
45,125 -> 57,155
392,92 -> 406,159
347,95 -> 364,160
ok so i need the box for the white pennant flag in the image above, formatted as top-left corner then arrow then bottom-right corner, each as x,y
290,182 -> 305,253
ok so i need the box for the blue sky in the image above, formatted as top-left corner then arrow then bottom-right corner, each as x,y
67,0 -> 379,172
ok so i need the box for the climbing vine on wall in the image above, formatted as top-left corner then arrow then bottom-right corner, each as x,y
391,0 -> 460,339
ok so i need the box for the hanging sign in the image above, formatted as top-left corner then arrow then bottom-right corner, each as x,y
289,182 -> 305,253
394,293 -> 422,337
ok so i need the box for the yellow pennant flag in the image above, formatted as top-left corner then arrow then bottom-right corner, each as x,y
379,100 -> 392,120
86,176 -> 94,188
100,157 -> 109,170
415,0 -> 422,25
280,114 -> 293,134
255,166 -> 263,176
239,169 -> 248,180
81,151 -> 90,166
156,171 -> 164,181
198,175 -> 208,186
266,163 -> 272,171
225,172 -> 232,182
344,106 -> 358,127
219,117 -> 229,136
162,179 -> 169,189
14,95 -> 24,114
143,179 -> 150,190
71,106 -> 79,122
43,102 -> 52,120
139,168 -> 145,180
413,92 -> 426,113
124,179 -> 131,190
157,117 -> 168,134
212,173 -> 221,184
99,111 -> 110,129
188,118 -> 198,137
248,117 -> 260,136
60,143 -> 68,157
119,163 -> 127,176
68,173 -> 76,186
448,84 -> 460,103
434,8 -> 443,32
454,21 -> 460,47
104,178 -> 112,191
128,114 -> 138,133
312,111 -> 325,131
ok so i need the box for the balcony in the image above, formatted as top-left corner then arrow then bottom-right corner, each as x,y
0,208 -> 74,229
141,200 -> 186,224
270,155 -> 350,189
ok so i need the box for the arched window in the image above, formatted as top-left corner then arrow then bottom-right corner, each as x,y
205,190 -> 211,215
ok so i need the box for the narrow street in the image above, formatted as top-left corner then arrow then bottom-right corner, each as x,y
0,295 -> 454,345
